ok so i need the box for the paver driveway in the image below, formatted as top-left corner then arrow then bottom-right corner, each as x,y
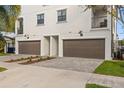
31,57 -> 103,73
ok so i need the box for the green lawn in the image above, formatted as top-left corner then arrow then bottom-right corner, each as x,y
94,60 -> 124,77
85,83 -> 110,88
0,53 -> 10,56
0,67 -> 7,72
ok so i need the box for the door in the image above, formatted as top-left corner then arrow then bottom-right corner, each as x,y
19,41 -> 40,55
63,39 -> 105,59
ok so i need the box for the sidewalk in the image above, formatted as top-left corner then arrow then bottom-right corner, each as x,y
0,61 -> 22,70
88,73 -> 124,88
0,65 -> 91,88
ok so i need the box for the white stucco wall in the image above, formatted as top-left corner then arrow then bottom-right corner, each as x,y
15,5 -> 113,60
16,6 -> 92,35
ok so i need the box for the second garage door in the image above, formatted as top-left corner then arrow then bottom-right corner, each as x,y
63,39 -> 105,59
19,41 -> 40,55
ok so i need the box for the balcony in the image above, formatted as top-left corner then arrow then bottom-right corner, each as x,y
91,5 -> 108,29
17,28 -> 23,34
17,18 -> 23,35
92,15 -> 107,28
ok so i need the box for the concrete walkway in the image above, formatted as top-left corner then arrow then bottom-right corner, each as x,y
0,61 -> 22,69
0,54 -> 35,62
0,55 -> 124,88
88,73 -> 124,88
0,65 -> 91,88
0,61 -> 124,87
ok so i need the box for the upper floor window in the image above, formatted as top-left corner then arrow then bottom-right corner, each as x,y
17,17 -> 23,34
91,6 -> 107,28
37,13 -> 44,25
57,9 -> 66,22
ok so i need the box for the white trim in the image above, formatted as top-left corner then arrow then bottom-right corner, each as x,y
16,34 -> 23,37
90,28 -> 110,31
62,36 -> 106,40
43,33 -> 60,37
17,39 -> 41,41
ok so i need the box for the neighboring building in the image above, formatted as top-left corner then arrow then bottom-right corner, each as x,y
4,36 -> 15,53
0,31 -> 15,53
15,5 -> 117,60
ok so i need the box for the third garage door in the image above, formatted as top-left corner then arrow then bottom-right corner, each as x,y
19,41 -> 40,55
63,39 -> 105,59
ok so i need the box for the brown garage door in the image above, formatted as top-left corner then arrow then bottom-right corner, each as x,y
63,39 -> 105,59
19,41 -> 40,55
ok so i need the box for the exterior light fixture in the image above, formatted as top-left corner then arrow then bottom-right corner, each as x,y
79,30 -> 83,36
24,34 -> 29,39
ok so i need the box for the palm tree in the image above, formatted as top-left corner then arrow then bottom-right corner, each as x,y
0,33 -> 6,52
0,5 -> 21,32
0,5 -> 21,52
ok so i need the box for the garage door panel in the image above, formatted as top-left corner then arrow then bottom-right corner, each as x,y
19,41 -> 40,55
63,39 -> 105,59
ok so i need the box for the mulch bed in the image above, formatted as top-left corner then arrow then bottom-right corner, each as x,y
5,56 -> 40,63
19,57 -> 54,65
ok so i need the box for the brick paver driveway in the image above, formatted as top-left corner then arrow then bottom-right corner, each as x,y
31,57 -> 103,73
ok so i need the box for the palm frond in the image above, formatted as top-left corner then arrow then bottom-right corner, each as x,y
0,5 -> 21,32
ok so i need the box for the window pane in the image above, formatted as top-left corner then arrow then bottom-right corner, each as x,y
62,10 -> 66,15
41,14 -> 44,19
37,13 -> 44,24
37,15 -> 41,19
57,9 -> 66,22
58,11 -> 61,16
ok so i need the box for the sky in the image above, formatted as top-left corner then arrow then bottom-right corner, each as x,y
117,8 -> 124,40
117,22 -> 124,40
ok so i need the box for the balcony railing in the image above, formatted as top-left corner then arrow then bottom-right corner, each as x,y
92,15 -> 107,28
17,28 -> 23,34
17,17 -> 23,35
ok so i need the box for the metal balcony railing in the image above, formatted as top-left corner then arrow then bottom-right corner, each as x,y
17,28 -> 23,34
91,15 -> 107,28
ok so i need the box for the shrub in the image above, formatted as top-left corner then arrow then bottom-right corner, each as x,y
29,58 -> 32,62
